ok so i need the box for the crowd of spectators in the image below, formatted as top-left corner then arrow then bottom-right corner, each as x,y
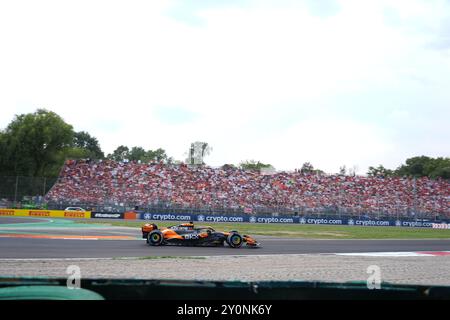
45,159 -> 450,218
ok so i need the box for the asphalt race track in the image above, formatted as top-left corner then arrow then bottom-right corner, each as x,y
1,217 -> 450,259
0,217 -> 49,224
2,237 -> 450,259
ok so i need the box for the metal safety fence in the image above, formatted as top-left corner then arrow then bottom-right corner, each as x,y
0,176 -> 57,209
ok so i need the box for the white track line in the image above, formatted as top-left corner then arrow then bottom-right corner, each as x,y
335,251 -> 450,257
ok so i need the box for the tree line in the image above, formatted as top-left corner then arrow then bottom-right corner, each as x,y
0,109 -> 172,177
234,158 -> 450,180
367,156 -> 450,179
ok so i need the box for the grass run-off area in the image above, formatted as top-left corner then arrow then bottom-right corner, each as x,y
77,220 -> 450,240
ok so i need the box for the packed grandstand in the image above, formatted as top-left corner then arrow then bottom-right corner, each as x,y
44,159 -> 450,218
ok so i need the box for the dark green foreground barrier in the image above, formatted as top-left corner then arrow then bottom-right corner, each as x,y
0,285 -> 103,300
0,277 -> 449,300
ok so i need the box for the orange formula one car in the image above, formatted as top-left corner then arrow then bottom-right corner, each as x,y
141,221 -> 260,248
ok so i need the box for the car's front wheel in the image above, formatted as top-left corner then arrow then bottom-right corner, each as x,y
147,230 -> 164,246
227,233 -> 243,248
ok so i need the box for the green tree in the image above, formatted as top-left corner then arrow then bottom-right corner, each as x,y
239,160 -> 273,171
73,131 -> 104,159
425,157 -> 450,179
367,165 -> 393,177
221,164 -> 236,170
0,109 -> 74,177
0,132 -> 7,171
300,162 -> 314,173
129,147 -> 147,162
146,148 -> 168,162
107,145 -> 130,162
107,146 -> 169,163
396,156 -> 430,177
430,164 -> 450,179
394,156 -> 450,179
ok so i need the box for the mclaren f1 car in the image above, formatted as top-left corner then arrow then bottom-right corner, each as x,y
141,221 -> 260,248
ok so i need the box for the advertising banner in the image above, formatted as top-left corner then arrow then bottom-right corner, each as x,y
91,212 -> 124,219
0,208 -> 91,219
140,213 -> 195,222
137,212 -> 450,229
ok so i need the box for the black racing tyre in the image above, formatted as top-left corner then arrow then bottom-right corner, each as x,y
147,230 -> 164,246
227,233 -> 243,248
226,231 -> 238,246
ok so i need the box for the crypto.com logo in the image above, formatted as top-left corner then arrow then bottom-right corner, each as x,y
143,213 -> 152,220
66,265 -> 81,289
367,265 -> 381,290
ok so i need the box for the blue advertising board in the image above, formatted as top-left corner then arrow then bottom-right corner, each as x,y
138,212 -> 450,228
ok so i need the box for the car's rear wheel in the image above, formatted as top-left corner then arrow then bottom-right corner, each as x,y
227,233 -> 243,248
147,230 -> 164,246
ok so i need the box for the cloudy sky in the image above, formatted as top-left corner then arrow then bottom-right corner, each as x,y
1,0 -> 449,174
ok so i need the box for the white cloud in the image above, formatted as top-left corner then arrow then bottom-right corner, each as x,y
0,0 -> 449,174
203,116 -> 395,173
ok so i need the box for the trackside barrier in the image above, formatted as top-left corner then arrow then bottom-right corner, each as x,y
3,207 -> 445,228
123,211 -> 138,220
2,277 -> 450,300
91,212 -> 124,219
138,212 -> 450,229
0,208 -> 91,219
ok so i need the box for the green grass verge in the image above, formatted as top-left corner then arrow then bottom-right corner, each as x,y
76,219 -> 450,240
